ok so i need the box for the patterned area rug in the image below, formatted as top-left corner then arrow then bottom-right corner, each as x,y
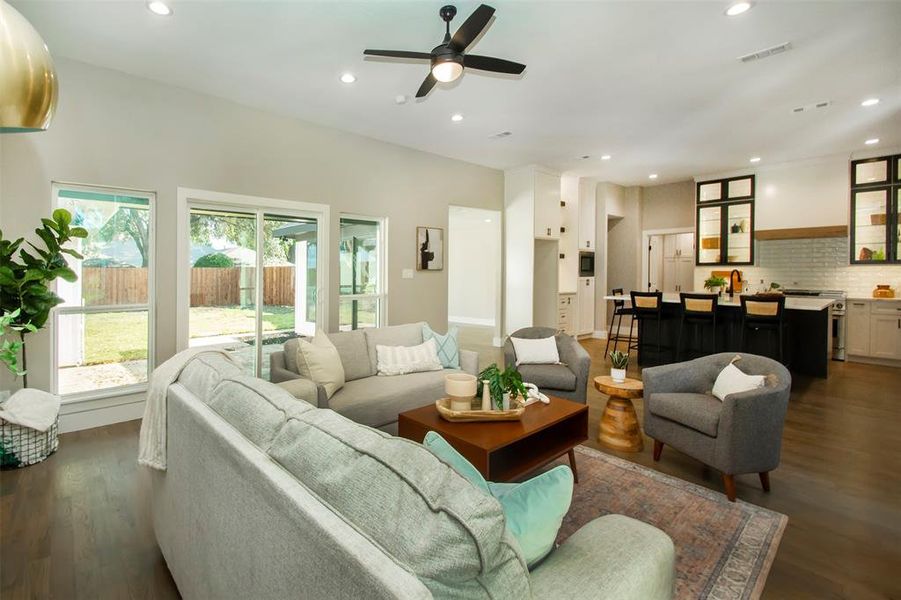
556,446 -> 787,600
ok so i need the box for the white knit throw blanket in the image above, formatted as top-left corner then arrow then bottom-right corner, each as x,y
138,347 -> 233,471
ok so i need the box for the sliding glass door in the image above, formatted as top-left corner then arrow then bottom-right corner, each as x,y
185,202 -> 323,379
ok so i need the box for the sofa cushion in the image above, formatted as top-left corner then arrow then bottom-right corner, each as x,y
423,431 -> 491,495
327,369 -> 456,428
208,375 -> 313,450
295,331 -> 345,399
648,392 -> 722,437
364,322 -> 425,374
376,338 -> 443,376
423,324 -> 460,369
517,364 -> 577,391
266,408 -> 531,598
327,329 -> 372,381
177,352 -> 244,400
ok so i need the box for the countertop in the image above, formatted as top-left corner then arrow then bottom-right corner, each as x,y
602,293 -> 834,312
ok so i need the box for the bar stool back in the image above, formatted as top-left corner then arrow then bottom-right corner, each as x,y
603,288 -> 636,358
630,291 -> 665,365
739,295 -> 787,363
677,292 -> 718,360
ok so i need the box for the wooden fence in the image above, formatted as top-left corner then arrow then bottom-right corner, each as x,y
82,266 -> 296,307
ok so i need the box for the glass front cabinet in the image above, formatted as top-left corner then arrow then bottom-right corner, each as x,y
850,155 -> 901,264
695,175 -> 755,266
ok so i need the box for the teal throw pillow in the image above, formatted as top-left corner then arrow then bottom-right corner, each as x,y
423,431 -> 574,569
489,466 -> 573,568
422,324 -> 460,369
422,431 -> 490,495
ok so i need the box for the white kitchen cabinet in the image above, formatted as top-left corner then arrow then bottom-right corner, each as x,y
847,299 -> 901,362
558,294 -> 575,336
558,176 -> 579,293
577,277 -> 595,335
664,232 -> 694,259
578,189 -> 596,250
534,170 -> 562,240
846,301 -> 871,356
869,315 -> 901,359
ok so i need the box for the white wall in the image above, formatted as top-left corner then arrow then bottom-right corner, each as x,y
641,180 -> 695,231
504,167 -> 535,335
0,59 -> 503,399
447,206 -> 501,327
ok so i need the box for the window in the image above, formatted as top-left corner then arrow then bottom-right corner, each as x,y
695,175 -> 755,266
849,154 -> 901,264
53,184 -> 154,398
339,217 -> 385,330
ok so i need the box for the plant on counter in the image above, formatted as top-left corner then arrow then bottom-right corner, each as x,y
770,282 -> 781,290
704,276 -> 727,294
609,350 -> 629,383
478,363 -> 528,410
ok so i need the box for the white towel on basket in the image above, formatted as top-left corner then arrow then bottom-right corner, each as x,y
0,388 -> 61,432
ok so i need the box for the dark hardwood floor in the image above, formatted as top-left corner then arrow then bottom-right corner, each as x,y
2,338 -> 899,599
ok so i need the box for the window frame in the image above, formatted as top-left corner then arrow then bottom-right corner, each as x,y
50,182 -> 156,402
339,214 -> 388,330
849,155 -> 901,264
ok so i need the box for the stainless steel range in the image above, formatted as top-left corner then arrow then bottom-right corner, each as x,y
783,289 -> 847,360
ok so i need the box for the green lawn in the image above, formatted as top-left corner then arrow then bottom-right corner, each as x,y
81,306 -> 295,365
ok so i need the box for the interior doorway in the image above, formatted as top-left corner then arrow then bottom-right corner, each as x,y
644,228 -> 695,293
447,206 -> 503,348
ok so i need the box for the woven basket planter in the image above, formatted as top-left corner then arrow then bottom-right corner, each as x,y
0,417 -> 59,469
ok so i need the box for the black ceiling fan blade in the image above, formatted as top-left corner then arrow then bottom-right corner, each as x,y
448,4 -> 495,52
464,54 -> 526,75
415,72 -> 438,98
363,49 -> 432,60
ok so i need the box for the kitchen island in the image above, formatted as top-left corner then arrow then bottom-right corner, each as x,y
604,293 -> 834,377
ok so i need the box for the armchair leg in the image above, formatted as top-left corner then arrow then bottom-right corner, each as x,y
759,471 -> 771,492
722,474 -> 737,502
653,439 -> 663,461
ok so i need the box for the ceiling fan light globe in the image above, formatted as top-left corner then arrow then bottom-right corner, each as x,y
432,61 -> 463,83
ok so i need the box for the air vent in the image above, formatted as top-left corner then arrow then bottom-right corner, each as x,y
738,42 -> 792,63
792,100 -> 832,114
488,131 -> 513,140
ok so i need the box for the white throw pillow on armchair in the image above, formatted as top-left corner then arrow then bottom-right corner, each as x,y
712,361 -> 766,401
510,336 -> 560,366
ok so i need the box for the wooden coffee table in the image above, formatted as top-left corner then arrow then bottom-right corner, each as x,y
398,396 -> 588,483
594,376 -> 644,453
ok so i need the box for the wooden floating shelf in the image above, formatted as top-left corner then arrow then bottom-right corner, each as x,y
755,225 -> 848,241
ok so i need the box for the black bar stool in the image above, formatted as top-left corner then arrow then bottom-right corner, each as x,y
630,291 -> 666,365
604,288 -> 636,359
739,295 -> 786,363
677,292 -> 718,360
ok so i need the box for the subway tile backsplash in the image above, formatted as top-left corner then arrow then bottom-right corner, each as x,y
695,237 -> 901,298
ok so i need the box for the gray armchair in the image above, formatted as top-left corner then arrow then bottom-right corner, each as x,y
643,353 -> 791,502
503,327 -> 592,403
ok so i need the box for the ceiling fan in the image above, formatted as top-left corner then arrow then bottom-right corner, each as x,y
363,4 -> 526,98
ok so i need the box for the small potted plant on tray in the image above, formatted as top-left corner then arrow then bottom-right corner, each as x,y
610,350 -> 629,383
478,363 -> 528,410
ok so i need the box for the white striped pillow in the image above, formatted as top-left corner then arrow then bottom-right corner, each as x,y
376,338 -> 444,376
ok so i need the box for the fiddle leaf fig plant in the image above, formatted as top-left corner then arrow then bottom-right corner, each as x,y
0,209 -> 87,387
478,363 -> 528,410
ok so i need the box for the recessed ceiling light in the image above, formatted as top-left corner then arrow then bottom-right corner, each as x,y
394,95 -> 408,105
451,113 -> 464,122
750,157 -> 761,163
649,174 -> 658,180
146,1 -> 172,16
861,98 -> 880,107
484,219 -> 492,223
725,1 -> 752,16
600,155 -> 612,161
340,73 -> 356,84
865,138 -> 880,145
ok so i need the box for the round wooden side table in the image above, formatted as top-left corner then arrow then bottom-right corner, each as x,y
593,376 -> 644,453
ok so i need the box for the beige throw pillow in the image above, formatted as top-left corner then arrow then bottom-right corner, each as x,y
295,330 -> 346,399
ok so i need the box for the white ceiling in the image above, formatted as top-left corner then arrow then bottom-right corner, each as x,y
13,0 -> 901,185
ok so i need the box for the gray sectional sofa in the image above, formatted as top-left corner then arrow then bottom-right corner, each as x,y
270,322 -> 478,434
151,352 -> 676,599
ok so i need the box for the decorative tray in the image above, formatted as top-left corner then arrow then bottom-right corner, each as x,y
435,398 -> 525,423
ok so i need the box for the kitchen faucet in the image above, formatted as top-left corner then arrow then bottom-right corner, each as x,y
728,269 -> 742,299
